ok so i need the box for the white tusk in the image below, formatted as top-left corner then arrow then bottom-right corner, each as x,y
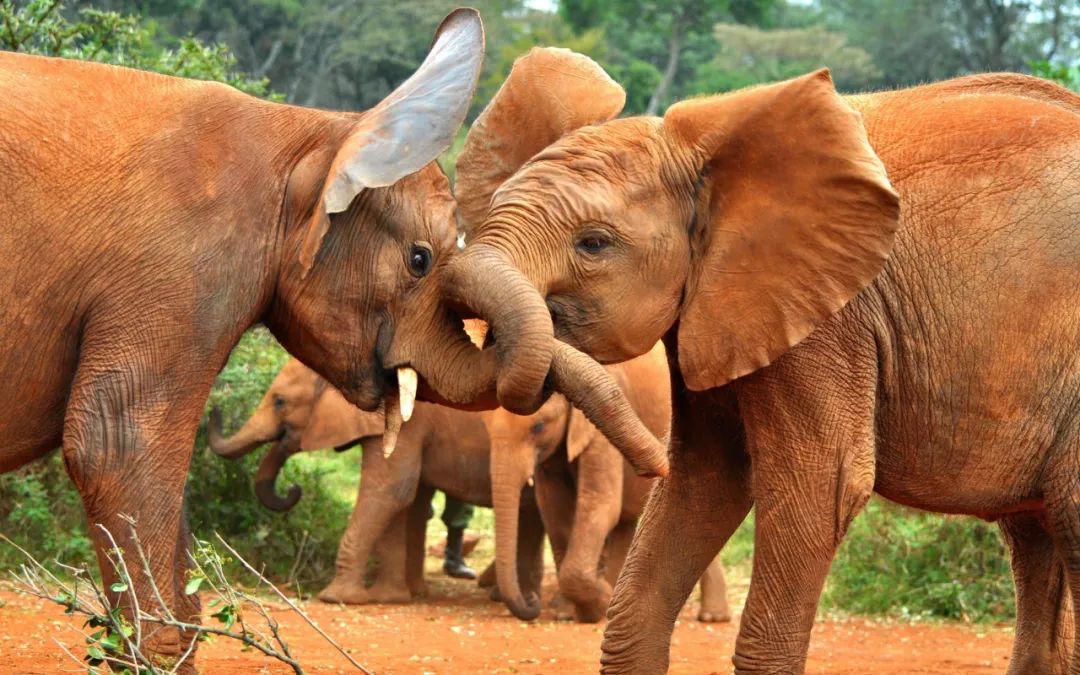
527,476 -> 534,487
383,389 -> 402,459
397,366 -> 417,423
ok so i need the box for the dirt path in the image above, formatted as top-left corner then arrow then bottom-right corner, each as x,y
0,575 -> 1013,674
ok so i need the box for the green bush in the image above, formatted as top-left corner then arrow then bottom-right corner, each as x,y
1031,59 -> 1080,92
823,498 -> 1014,622
186,329 -> 355,588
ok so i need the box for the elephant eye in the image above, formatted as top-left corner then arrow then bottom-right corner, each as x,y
272,394 -> 286,410
576,232 -> 610,255
530,421 -> 544,435
408,243 -> 433,277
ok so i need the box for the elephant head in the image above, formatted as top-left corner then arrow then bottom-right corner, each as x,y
483,342 -> 671,620
209,359 -> 383,511
449,47 -> 901,399
259,8 -> 486,444
263,12 -> 666,477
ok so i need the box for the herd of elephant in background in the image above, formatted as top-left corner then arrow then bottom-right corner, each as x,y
208,341 -> 732,625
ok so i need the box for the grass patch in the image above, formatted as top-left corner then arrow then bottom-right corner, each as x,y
822,498 -> 1014,622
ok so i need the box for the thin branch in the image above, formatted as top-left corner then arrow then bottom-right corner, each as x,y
214,533 -> 371,674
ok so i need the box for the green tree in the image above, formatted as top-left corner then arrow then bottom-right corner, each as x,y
2,0 -> 271,96
560,0 -> 781,114
823,0 -> 1080,87
693,22 -> 880,93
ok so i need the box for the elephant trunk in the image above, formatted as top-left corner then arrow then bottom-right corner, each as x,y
254,439 -> 302,512
436,247 -> 669,477
442,244 -> 553,414
208,407 -> 273,459
492,464 -> 541,620
549,341 -> 669,478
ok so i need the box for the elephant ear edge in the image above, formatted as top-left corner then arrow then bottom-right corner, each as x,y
299,8 -> 485,276
565,405 -> 598,464
455,46 -> 626,237
300,385 -> 385,451
665,69 -> 901,391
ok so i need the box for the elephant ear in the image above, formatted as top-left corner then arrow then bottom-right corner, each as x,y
665,69 -> 901,391
455,46 -> 625,235
299,8 -> 485,275
300,385 -> 384,451
565,406 -> 598,464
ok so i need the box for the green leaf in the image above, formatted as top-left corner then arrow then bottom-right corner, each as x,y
110,582 -> 128,593
184,576 -> 205,595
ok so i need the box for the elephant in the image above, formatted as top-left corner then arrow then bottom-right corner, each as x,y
208,358 -> 544,606
440,47 -> 1080,673
0,10 -> 519,665
484,341 -> 730,623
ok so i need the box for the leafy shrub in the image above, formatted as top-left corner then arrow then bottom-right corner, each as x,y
186,329 -> 355,588
0,0 -> 272,96
1031,59 -> 1080,92
822,498 -> 1014,622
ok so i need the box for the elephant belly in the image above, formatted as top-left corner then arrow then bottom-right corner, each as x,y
872,321 -> 1076,517
0,318 -> 78,472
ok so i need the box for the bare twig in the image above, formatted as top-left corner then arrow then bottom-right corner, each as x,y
214,533 -> 371,674
2,524 -> 368,674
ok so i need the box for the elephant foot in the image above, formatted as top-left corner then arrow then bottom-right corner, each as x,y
317,578 -> 371,605
573,601 -> 607,623
409,580 -> 430,599
697,609 -> 732,623
477,561 -> 497,589
550,592 -> 574,621
368,582 -> 413,604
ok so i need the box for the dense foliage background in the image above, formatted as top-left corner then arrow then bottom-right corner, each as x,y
1,0 -> 1076,620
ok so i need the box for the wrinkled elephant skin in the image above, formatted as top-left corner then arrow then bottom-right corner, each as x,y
452,48 -> 1080,674
0,10 -> 487,667
483,343 -> 730,623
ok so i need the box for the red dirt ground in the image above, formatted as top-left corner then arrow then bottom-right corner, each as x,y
0,572 -> 1014,674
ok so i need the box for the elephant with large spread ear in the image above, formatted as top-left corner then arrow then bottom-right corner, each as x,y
0,10 -> 661,667
209,358 -> 544,606
447,47 -> 1080,673
484,342 -> 730,624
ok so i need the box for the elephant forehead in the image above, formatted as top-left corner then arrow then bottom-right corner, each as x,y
499,119 -> 670,210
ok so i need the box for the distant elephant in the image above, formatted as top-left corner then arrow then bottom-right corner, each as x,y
445,48 -> 1080,673
0,10 -> 490,665
484,342 -> 730,624
209,358 -> 543,605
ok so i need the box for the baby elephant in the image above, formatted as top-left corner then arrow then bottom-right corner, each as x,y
209,359 -> 545,605
483,342 -> 730,623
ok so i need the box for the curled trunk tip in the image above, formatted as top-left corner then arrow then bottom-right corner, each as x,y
254,440 -> 302,512
550,341 -> 670,478
443,244 -> 553,414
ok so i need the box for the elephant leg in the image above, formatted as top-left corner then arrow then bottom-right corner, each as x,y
1042,442 -> 1080,674
999,512 -> 1071,675
367,510 -> 412,604
559,444 -> 623,623
319,435 -> 421,604
534,464 -> 574,570
696,554 -> 732,623
62,347 -> 211,672
727,340 -> 878,674
405,484 -> 436,598
477,560 -> 497,590
603,520 -> 636,588
602,388 -> 752,674
534,468 -> 575,615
